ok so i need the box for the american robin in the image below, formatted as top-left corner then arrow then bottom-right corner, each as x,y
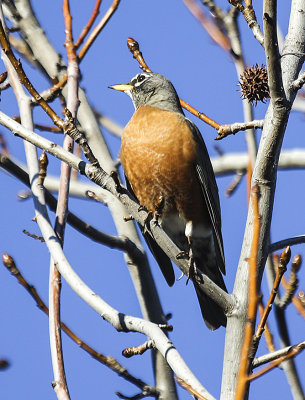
109,72 -> 227,330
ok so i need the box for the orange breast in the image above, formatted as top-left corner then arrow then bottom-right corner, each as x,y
121,106 -> 209,224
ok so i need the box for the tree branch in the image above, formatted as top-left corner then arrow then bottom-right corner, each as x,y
2,253 -> 158,396
221,1 -> 305,397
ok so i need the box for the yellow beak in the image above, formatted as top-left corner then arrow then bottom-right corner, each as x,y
108,84 -> 133,92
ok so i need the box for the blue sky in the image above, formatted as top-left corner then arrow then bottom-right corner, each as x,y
0,1 -> 304,399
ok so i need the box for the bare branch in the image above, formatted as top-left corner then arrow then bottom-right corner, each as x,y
250,341 -> 305,381
221,1 -> 305,395
258,298 -> 276,353
225,170 -> 244,197
263,0 -> 284,103
176,378 -> 211,400
253,341 -> 305,368
292,71 -> 305,91
216,120 -> 264,140
1,253 -> 158,396
270,235 -> 305,252
123,341 -> 155,358
279,255 -> 302,310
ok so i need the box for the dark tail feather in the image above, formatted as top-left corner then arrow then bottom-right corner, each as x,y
194,261 -> 227,330
143,232 -> 175,286
194,284 -> 227,330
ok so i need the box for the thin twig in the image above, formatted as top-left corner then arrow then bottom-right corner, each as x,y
176,378 -> 210,400
0,20 -> 63,128
22,229 -> 45,242
292,71 -> 305,91
279,255 -> 302,309
77,0 -> 120,61
38,151 -> 48,186
74,0 -> 102,49
258,298 -> 276,353
281,276 -> 305,319
270,235 -> 305,252
122,341 -> 155,358
251,247 -> 290,360
291,292 -> 305,320
215,120 -> 264,140
0,69 -> 7,82
225,170 -> 244,197
249,342 -> 305,381
13,116 -> 62,132
253,341 -> 305,369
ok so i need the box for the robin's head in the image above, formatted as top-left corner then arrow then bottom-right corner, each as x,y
109,72 -> 183,113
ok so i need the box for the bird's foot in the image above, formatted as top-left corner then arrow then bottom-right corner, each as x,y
152,211 -> 161,226
138,204 -> 147,212
153,195 -> 165,226
143,211 -> 153,234
176,249 -> 195,285
110,171 -> 123,193
176,251 -> 189,260
177,271 -> 185,281
123,215 -> 134,222
186,248 -> 195,285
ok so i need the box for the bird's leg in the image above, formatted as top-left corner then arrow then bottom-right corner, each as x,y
176,235 -> 195,285
137,204 -> 153,233
186,235 -> 195,285
143,211 -> 153,234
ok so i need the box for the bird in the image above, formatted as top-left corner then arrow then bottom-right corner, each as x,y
109,72 -> 227,330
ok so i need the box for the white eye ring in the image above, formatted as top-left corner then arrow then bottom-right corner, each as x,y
131,72 -> 150,87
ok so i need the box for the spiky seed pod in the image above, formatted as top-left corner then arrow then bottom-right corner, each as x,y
238,64 -> 270,105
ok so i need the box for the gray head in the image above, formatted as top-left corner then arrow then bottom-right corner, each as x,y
109,72 -> 184,114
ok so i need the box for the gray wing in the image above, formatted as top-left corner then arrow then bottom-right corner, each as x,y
185,118 -> 225,275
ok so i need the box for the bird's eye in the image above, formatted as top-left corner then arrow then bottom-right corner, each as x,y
137,75 -> 146,83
